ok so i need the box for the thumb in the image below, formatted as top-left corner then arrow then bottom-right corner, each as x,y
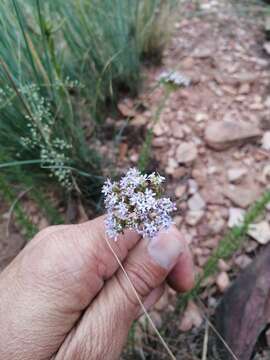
56,226 -> 184,360
114,225 -> 184,318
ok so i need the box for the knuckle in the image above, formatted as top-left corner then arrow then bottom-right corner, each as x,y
117,261 -> 159,307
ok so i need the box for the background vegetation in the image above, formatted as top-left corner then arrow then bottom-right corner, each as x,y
0,0 -> 176,223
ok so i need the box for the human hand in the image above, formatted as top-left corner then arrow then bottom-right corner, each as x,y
0,215 -> 194,360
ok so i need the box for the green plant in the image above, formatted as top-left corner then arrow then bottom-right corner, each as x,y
0,0 -> 101,198
47,0 -> 176,118
0,176 -> 37,239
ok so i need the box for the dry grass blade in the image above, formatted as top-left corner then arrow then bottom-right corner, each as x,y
197,298 -> 239,360
201,321 -> 209,360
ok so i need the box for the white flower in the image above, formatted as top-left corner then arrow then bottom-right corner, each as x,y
102,168 -> 176,240
158,70 -> 191,87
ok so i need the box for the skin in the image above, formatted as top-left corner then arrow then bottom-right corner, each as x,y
0,215 -> 194,360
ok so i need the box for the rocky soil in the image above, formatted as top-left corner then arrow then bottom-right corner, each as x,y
120,0 -> 270,357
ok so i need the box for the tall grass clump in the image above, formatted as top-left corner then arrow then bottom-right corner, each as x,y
0,0 -> 176,208
48,0 -> 177,118
0,0 -> 101,200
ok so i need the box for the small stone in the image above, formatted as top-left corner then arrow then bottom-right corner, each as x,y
227,168 -> 247,183
188,179 -> 199,195
249,102 -> 264,111
207,166 -> 219,175
155,289 -> 169,311
264,42 -> 270,55
235,254 -> 252,269
216,272 -> 230,293
228,208 -> 245,228
181,57 -> 195,69
152,136 -> 167,147
171,122 -> 184,139
188,193 -> 206,211
178,301 -> 203,332
174,184 -> 187,198
195,113 -> 208,122
262,131 -> 270,151
218,259 -> 231,272
130,153 -> 139,163
153,122 -> 166,136
176,142 -> 198,164
205,121 -> 262,150
118,98 -> 136,117
248,221 -> 270,245
173,215 -> 183,227
238,83 -> 250,94
261,165 -> 270,185
186,210 -> 204,226
209,217 -> 225,234
224,185 -> 261,208
165,157 -> 178,174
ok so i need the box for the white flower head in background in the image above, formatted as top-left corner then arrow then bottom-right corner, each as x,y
102,168 -> 176,240
158,70 -> 191,87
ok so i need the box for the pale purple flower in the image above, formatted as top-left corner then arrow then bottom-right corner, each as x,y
102,168 -> 176,240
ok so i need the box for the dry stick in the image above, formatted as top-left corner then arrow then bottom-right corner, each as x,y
201,321 -> 209,360
197,298 -> 239,360
105,235 -> 176,360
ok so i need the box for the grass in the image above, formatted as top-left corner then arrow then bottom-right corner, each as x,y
0,0 -> 175,211
0,0 -> 102,199
49,0 -> 177,118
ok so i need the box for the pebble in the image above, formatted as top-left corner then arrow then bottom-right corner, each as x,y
176,142 -> 198,164
171,121 -> 184,139
248,221 -> 270,245
262,131 -> 270,151
227,168 -> 247,183
178,301 -> 203,332
188,193 -> 206,211
235,254 -> 252,269
195,112 -> 208,122
186,210 -> 204,226
174,184 -> 187,198
228,208 -> 245,228
216,272 -> 230,293
205,120 -> 262,150
218,259 -> 231,272
238,83 -> 250,94
223,185 -> 261,208
188,179 -> 199,195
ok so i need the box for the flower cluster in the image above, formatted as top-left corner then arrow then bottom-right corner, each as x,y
102,168 -> 176,240
158,70 -> 191,87
19,84 -> 73,189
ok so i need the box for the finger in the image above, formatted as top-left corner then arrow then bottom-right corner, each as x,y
167,239 -> 195,293
138,284 -> 165,317
56,226 -> 185,360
